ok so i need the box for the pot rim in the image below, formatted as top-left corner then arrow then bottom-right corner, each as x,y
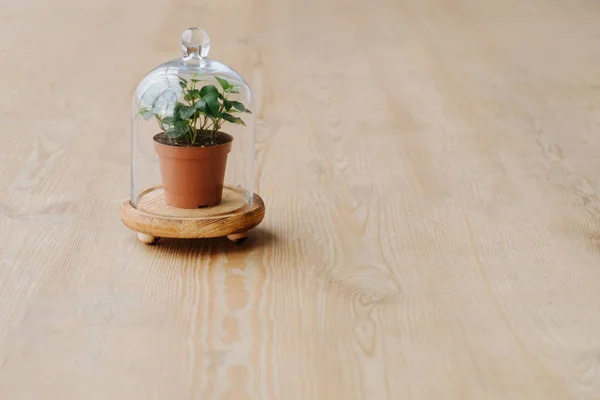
153,131 -> 233,160
152,131 -> 234,149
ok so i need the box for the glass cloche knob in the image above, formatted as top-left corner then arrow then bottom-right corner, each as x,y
181,27 -> 210,58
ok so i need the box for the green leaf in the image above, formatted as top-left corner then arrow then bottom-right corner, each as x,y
166,127 -> 185,139
179,80 -> 186,89
200,85 -> 219,99
228,100 -> 251,113
173,102 -> 184,117
205,93 -> 220,105
138,108 -> 154,120
221,113 -> 246,126
161,116 -> 177,125
193,99 -> 206,112
179,105 -> 195,119
191,78 -> 202,83
205,101 -> 220,117
173,119 -> 189,130
215,76 -> 230,91
203,95 -> 220,113
184,89 -> 202,102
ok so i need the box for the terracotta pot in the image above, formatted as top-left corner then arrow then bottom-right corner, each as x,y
153,132 -> 233,209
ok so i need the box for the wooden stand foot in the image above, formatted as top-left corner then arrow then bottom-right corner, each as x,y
227,232 -> 248,243
138,232 -> 159,244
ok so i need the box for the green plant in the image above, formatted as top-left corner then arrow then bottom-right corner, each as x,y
138,76 -> 251,146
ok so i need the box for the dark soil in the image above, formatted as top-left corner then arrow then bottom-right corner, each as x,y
153,130 -> 232,148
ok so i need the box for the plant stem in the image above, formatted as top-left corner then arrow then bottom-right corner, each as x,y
210,91 -> 228,144
193,114 -> 198,143
155,115 -> 165,131
187,81 -> 195,106
211,118 -> 219,144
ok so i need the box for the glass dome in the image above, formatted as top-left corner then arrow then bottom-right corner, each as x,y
130,27 -> 255,215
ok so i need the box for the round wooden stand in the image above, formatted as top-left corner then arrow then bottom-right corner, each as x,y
120,186 -> 265,244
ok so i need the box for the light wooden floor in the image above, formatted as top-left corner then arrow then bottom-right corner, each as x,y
2,0 -> 600,398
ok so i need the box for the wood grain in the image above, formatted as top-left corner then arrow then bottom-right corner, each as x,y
1,0 -> 600,398
136,186 -> 248,218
